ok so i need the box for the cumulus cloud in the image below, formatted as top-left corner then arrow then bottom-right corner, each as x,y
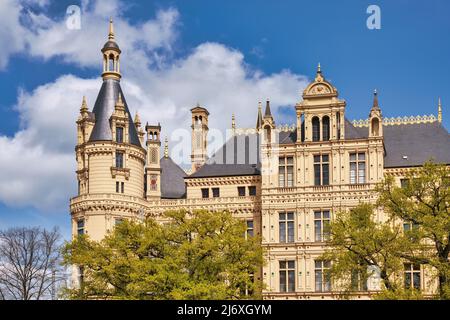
0,0 -> 309,212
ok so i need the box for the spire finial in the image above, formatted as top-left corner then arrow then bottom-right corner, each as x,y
134,111 -> 141,126
256,101 -> 263,130
116,93 -> 124,107
108,17 -> 115,40
438,97 -> 442,123
372,89 -> 380,110
232,113 -> 236,130
317,62 -> 321,73
264,98 -> 272,118
164,137 -> 169,158
80,96 -> 88,116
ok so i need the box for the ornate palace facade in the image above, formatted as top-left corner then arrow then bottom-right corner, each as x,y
70,21 -> 450,299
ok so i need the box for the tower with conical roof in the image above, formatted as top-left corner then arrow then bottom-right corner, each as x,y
71,19 -> 147,243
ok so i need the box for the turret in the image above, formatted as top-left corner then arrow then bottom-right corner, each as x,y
190,104 -> 209,172
368,90 -> 383,138
145,122 -> 162,199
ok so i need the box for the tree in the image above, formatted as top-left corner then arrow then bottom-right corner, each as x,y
63,210 -> 263,300
0,227 -> 63,300
376,161 -> 450,299
320,203 -> 411,298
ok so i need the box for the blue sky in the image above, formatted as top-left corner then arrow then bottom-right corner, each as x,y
0,0 -> 449,239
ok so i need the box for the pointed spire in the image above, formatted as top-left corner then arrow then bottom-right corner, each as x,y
317,62 -> 321,74
438,97 -> 442,123
164,137 -> 169,158
372,89 -> 380,110
134,111 -> 141,126
264,98 -> 272,118
108,17 -> 115,41
231,113 -> 236,130
80,96 -> 88,113
256,101 -> 263,129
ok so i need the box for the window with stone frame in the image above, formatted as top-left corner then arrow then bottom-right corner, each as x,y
404,263 -> 421,290
77,219 -> 85,236
314,210 -> 330,242
279,212 -> 295,243
315,260 -> 331,292
279,156 -> 294,187
351,270 -> 368,291
350,152 -> 366,184
314,154 -> 329,186
115,151 -> 124,168
201,188 -> 209,198
238,186 -> 246,197
279,260 -> 295,293
116,126 -> 124,143
246,220 -> 254,238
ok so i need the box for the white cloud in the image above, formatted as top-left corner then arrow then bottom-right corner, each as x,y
0,0 -> 310,212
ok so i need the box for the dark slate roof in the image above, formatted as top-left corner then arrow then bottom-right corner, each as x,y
188,163 -> 261,178
160,156 -> 187,198
345,118 -> 368,139
89,79 -> 141,147
208,134 -> 261,165
182,119 -> 449,179
383,122 -> 450,168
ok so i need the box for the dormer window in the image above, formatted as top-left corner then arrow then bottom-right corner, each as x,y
116,127 -> 124,143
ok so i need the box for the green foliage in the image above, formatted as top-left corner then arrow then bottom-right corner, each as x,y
321,203 -> 406,298
62,210 -> 263,300
376,161 -> 450,299
323,161 -> 449,300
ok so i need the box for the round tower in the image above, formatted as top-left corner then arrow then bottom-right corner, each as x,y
70,19 -> 146,242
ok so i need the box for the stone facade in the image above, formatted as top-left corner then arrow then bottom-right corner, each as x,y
70,21 -> 450,299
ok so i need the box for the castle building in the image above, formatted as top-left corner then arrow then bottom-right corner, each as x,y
70,21 -> 450,299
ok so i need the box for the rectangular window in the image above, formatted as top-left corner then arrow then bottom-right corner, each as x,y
77,219 -> 85,236
116,127 -> 124,143
279,156 -> 294,187
212,188 -> 220,198
314,154 -> 330,186
315,260 -> 331,292
279,260 -> 295,293
246,220 -> 254,238
121,182 -> 124,194
350,153 -> 366,184
248,186 -> 257,196
238,186 -> 246,197
279,212 -> 295,243
351,270 -> 368,291
115,152 -> 124,168
314,210 -> 330,242
201,188 -> 209,198
404,263 -> 421,290
400,178 -> 409,189
116,181 -> 120,193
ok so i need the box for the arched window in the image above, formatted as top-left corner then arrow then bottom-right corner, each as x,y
322,116 -> 330,141
109,54 -> 115,72
371,118 -> 380,136
312,117 -> 320,141
264,125 -> 271,143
